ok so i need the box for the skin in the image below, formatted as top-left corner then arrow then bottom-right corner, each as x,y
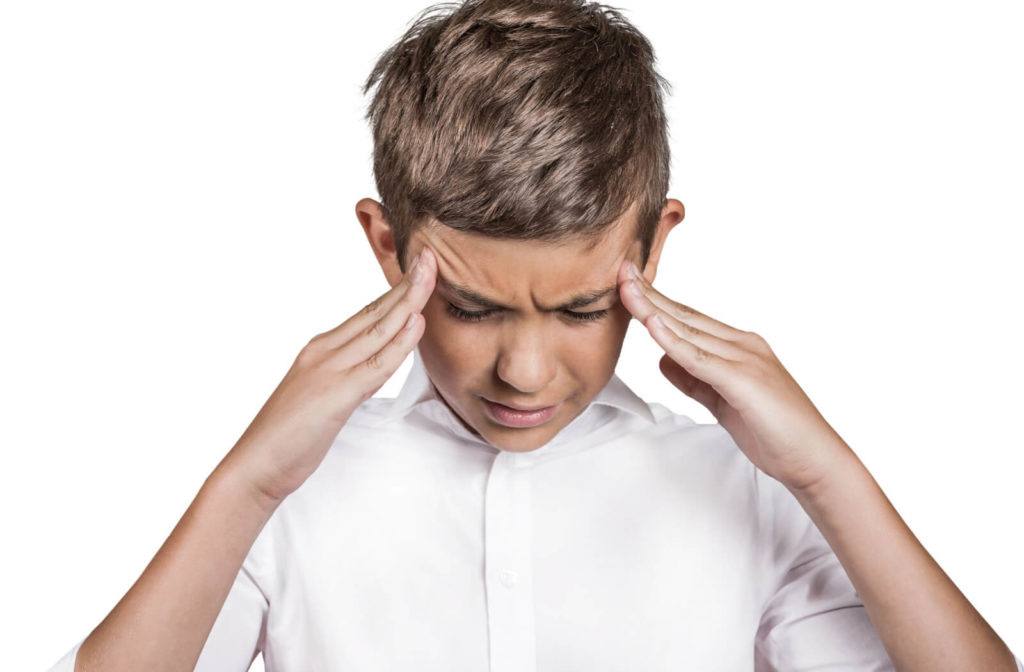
359,194 -> 1018,670
356,196 -> 684,453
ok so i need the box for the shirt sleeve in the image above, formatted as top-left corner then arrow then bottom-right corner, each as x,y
753,467 -> 895,671
44,535 -> 270,672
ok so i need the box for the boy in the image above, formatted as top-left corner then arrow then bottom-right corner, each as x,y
48,0 -> 1023,670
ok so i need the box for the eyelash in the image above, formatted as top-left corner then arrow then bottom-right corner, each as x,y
446,303 -> 609,324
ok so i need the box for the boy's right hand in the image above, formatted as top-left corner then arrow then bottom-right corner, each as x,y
219,246 -> 437,505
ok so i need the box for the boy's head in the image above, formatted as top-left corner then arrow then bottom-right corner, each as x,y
358,0 -> 684,452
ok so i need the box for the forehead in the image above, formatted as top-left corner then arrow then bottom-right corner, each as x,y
410,214 -> 639,297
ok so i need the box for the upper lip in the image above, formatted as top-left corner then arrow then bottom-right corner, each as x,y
484,397 -> 558,412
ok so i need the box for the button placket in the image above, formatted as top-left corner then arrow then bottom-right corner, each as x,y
483,450 -> 537,672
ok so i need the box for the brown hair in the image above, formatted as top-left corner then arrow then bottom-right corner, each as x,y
362,0 -> 672,271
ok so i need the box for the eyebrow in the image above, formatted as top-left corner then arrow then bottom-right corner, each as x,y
437,275 -> 619,312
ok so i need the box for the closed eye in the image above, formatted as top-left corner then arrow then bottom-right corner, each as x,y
445,303 -> 608,324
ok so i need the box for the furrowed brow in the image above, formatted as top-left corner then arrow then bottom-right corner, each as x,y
438,275 -> 617,312
556,286 -> 619,310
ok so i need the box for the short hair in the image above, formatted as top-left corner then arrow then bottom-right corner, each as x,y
362,0 -> 672,271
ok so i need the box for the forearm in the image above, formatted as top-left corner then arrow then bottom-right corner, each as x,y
75,456 -> 281,672
788,441 -> 1016,672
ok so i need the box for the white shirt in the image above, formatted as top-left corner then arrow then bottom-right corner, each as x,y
48,350 -> 1024,671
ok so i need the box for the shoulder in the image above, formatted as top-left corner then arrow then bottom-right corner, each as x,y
642,400 -> 744,457
612,400 -> 760,492
638,401 -> 811,536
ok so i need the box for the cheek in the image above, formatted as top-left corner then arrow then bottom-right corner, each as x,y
582,315 -> 629,365
568,307 -> 631,378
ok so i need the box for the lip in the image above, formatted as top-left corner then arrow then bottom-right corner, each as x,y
482,397 -> 560,428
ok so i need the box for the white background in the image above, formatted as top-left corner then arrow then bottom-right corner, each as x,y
2,1 -> 1021,669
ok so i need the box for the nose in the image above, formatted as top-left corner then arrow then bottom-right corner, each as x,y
495,325 -> 557,395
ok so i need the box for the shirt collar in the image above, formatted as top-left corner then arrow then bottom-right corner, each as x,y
371,349 -> 655,446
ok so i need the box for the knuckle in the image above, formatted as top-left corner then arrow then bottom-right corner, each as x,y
296,341 -> 323,367
675,302 -> 698,318
744,330 -> 773,354
304,331 -> 330,353
364,317 -> 387,339
364,349 -> 386,371
362,296 -> 385,318
692,345 -> 713,362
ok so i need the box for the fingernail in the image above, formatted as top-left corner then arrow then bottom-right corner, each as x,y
411,261 -> 424,284
628,279 -> 643,296
628,261 -> 642,280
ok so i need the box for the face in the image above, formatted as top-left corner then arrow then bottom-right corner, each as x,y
359,198 -> 682,453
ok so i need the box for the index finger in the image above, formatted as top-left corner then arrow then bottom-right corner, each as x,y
318,246 -> 438,349
616,260 -> 747,342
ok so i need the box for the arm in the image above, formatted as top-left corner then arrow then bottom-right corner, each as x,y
75,462 -> 279,672
69,246 -> 439,671
787,439 -> 1018,672
616,259 -> 1021,671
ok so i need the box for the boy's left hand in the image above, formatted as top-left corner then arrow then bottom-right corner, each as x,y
617,260 -> 854,493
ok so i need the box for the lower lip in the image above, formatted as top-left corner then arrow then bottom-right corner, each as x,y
482,398 -> 559,428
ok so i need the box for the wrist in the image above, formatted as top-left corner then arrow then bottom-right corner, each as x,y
206,456 -> 286,516
784,435 -> 865,502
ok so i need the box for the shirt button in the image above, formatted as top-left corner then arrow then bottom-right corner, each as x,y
498,569 -> 519,588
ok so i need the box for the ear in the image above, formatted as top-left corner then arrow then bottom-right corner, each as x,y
640,198 -> 685,284
355,198 -> 404,288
